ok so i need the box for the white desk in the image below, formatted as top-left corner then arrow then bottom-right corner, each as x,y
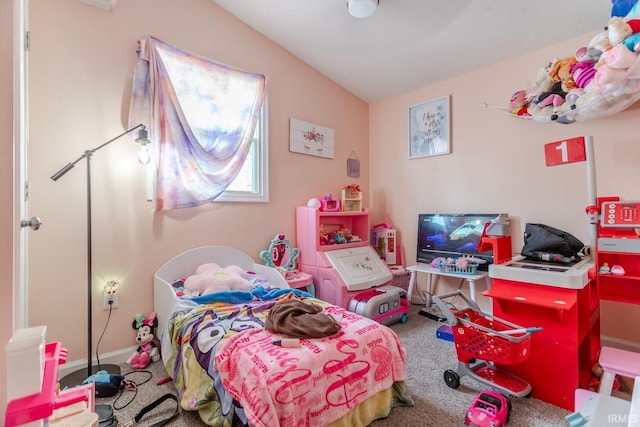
406,263 -> 489,307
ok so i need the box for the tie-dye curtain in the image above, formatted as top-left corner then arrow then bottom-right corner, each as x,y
128,36 -> 267,211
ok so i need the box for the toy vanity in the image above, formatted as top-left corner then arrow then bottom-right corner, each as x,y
296,206 -> 392,308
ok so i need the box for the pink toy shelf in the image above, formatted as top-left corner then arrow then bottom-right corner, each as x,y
5,341 -> 95,426
296,206 -> 392,308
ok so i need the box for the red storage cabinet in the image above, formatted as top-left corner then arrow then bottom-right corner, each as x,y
593,196 -> 640,304
483,277 -> 600,411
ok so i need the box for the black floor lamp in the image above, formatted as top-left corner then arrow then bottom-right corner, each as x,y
51,123 -> 151,388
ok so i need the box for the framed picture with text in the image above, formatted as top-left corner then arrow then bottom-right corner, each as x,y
408,95 -> 451,159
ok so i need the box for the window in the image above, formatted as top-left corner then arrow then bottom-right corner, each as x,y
145,102 -> 268,203
216,102 -> 269,202
131,36 -> 268,210
379,303 -> 390,315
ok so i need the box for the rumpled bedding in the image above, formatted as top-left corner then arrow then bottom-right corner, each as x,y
162,291 -> 410,427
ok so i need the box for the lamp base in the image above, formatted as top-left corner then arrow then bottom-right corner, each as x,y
58,363 -> 121,390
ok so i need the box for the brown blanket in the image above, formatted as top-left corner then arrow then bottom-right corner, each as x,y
265,299 -> 341,338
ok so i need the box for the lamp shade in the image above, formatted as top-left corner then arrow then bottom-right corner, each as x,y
347,0 -> 378,18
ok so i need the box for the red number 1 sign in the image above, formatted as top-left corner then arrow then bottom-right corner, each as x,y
544,136 -> 587,166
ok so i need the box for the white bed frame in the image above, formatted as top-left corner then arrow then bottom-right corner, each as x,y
153,245 -> 290,338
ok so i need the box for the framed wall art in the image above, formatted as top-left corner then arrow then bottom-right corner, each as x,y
408,95 -> 451,159
289,118 -> 335,159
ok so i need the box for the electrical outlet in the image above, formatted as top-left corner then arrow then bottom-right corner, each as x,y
103,289 -> 118,310
103,280 -> 119,310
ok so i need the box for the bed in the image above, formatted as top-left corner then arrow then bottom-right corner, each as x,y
154,245 -> 413,427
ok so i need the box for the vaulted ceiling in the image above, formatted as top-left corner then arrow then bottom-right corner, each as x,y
211,0 -> 612,102
80,0 -> 617,102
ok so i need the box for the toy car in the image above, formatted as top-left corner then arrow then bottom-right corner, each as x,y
465,390 -> 511,426
348,286 -> 409,326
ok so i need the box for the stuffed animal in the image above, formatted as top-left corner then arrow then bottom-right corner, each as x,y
587,30 -> 612,60
587,362 -> 621,392
184,263 -> 252,296
127,312 -> 160,370
571,61 -> 597,89
525,103 -> 555,118
623,32 -> 640,51
587,17 -> 640,58
528,63 -> 555,100
548,56 -> 578,92
575,45 -> 601,63
509,90 -> 532,116
607,17 -> 636,46
533,81 -> 567,107
592,44 -> 640,87
333,231 -> 347,244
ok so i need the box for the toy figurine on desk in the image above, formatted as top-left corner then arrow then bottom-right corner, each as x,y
319,226 -> 361,246
599,263 -> 626,276
320,194 -> 341,212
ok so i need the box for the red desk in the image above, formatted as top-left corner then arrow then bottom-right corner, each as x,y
484,277 -> 600,411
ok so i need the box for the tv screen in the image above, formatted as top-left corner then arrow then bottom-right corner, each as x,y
417,213 -> 505,269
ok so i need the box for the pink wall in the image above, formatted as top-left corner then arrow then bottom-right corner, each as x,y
25,0 -> 369,366
1,0 -> 14,419
369,32 -> 640,345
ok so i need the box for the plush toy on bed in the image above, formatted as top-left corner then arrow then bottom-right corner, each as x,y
127,312 -> 160,370
184,263 -> 253,296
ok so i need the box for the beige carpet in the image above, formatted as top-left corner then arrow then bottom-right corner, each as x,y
94,304 -> 621,426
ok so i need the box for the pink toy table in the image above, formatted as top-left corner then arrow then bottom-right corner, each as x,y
598,346 -> 640,395
285,270 -> 315,296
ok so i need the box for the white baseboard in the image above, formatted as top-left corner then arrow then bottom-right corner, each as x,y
58,345 -> 137,379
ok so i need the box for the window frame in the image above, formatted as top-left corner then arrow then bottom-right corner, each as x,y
216,100 -> 269,203
145,99 -> 269,204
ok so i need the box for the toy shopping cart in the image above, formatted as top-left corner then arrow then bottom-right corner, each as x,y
432,290 -> 533,398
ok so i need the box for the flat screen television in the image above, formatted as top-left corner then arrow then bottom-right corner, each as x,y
417,213 -> 506,270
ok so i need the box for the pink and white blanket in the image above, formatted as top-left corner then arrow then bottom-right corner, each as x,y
214,304 -> 407,427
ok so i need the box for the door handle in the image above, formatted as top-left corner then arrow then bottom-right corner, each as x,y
20,216 -> 42,231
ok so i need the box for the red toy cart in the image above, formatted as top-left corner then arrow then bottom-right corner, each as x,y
433,290 -> 533,398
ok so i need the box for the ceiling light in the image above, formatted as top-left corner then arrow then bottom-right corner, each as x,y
347,0 -> 379,19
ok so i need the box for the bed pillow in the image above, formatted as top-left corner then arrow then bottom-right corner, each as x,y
184,263 -> 253,296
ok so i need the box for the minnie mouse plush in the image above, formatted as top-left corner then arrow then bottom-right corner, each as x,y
127,312 -> 160,369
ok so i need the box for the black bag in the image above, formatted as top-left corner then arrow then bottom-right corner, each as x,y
83,372 -> 125,398
521,223 -> 584,263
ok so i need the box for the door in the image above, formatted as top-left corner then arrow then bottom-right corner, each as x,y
14,0 -> 35,331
